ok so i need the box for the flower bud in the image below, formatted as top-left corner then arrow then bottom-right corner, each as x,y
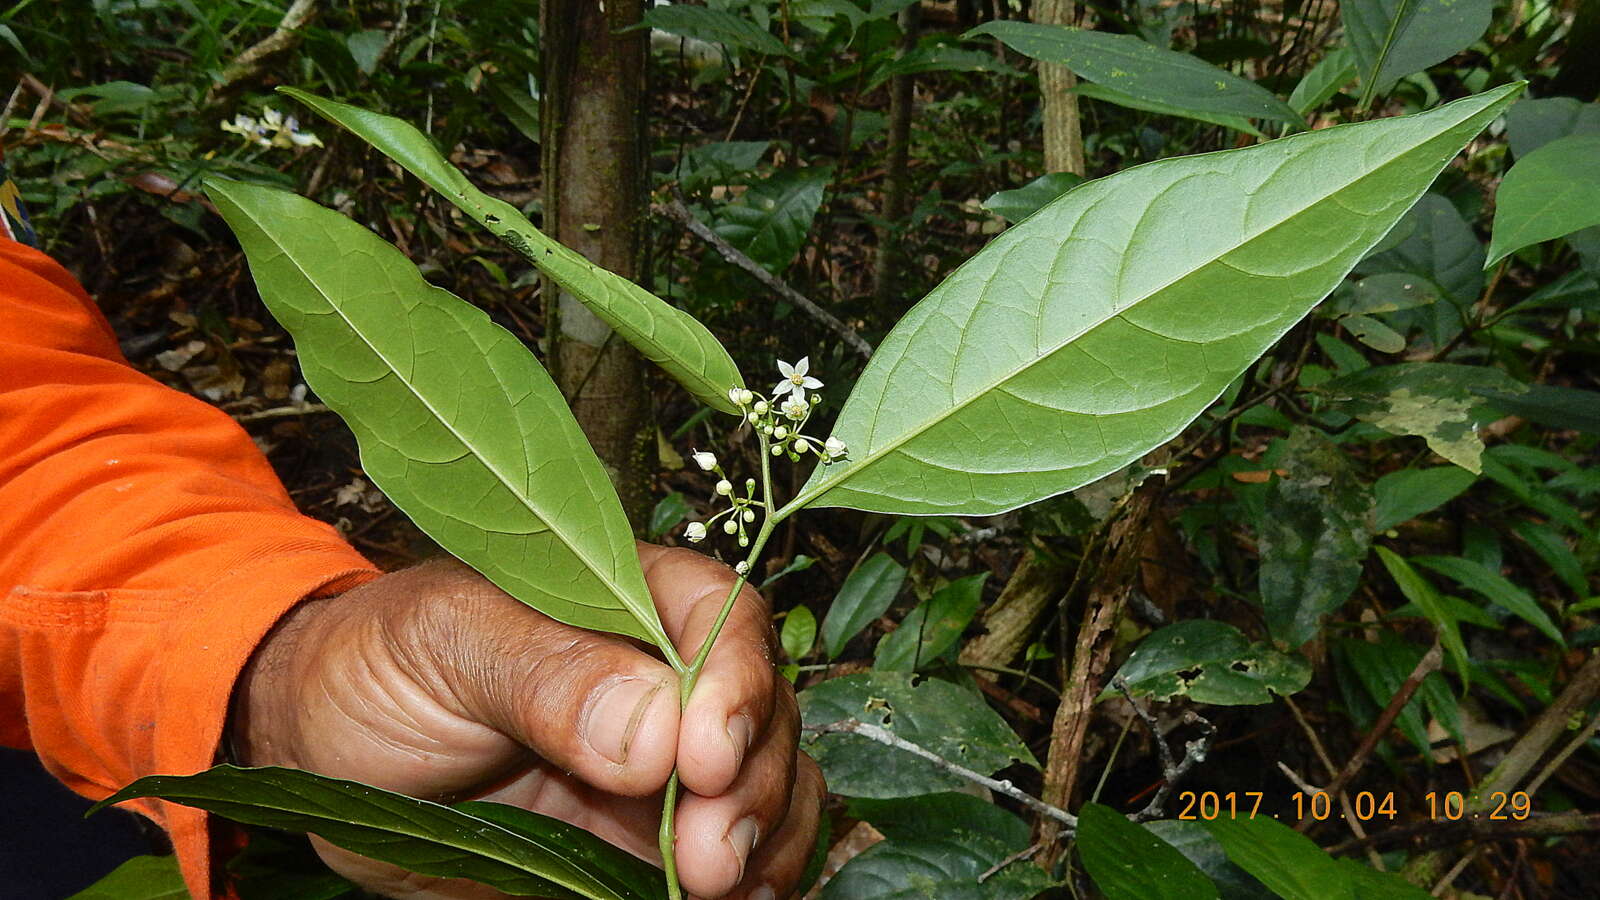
690,449 -> 717,471
825,436 -> 848,459
684,521 -> 707,542
739,535 -> 750,547
728,387 -> 745,406
773,425 -> 788,440
723,519 -> 739,534
745,478 -> 757,493
738,388 -> 755,405
742,509 -> 756,523
735,561 -> 749,575
716,479 -> 733,495
771,444 -> 784,456
753,400 -> 769,414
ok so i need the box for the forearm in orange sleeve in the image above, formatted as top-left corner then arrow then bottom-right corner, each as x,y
0,240 -> 381,898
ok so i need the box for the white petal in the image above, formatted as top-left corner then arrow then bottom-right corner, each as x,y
777,359 -> 796,379
793,356 -> 810,376
801,376 -> 823,389
771,381 -> 793,397
289,131 -> 323,147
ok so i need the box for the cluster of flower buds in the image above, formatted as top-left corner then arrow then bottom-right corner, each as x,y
736,357 -> 848,465
682,449 -> 762,549
220,108 -> 324,150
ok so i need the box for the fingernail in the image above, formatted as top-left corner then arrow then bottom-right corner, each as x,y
583,678 -> 665,765
725,817 -> 760,884
727,713 -> 754,769
748,887 -> 774,900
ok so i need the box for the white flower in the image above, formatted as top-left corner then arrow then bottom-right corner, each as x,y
262,107 -> 285,128
772,357 -> 823,398
825,436 -> 848,460
715,479 -> 733,496
685,521 -> 707,542
728,387 -> 744,406
691,449 -> 717,471
287,129 -> 325,148
220,114 -> 258,137
780,396 -> 809,420
735,561 -> 750,576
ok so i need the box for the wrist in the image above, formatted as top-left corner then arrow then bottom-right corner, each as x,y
226,594 -> 329,768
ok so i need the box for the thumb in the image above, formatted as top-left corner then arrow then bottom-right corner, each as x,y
394,560 -> 682,797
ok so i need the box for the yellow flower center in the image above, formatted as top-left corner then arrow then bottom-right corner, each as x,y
789,374 -> 805,385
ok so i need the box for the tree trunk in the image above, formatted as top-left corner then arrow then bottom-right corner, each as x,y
1032,0 -> 1086,176
540,0 -> 655,528
874,4 -> 920,306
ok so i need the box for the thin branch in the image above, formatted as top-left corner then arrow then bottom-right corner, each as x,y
657,195 -> 873,359
1520,702 -> 1600,800
1299,639 -> 1441,830
978,841 -> 1043,883
1284,696 -> 1382,867
1112,676 -> 1218,820
232,403 -> 331,422
1329,811 -> 1600,856
805,718 -> 1077,829
208,0 -> 322,99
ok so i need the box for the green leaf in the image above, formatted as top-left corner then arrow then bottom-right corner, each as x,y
1070,80 -> 1265,137
227,831 -> 357,900
1331,859 -> 1433,899
712,167 -> 831,273
1107,620 -> 1311,704
1376,547 -> 1468,688
89,766 -> 665,900
345,30 -> 388,75
787,86 -> 1521,517
1512,521 -> 1589,598
1486,135 -> 1600,267
1413,555 -> 1563,645
1259,429 -> 1374,645
820,553 -> 908,659
847,792 -> 1031,851
875,572 -> 987,672
674,141 -> 769,192
638,6 -> 793,58
1078,803 -> 1218,900
1288,48 -> 1357,117
205,178 -> 675,655
1203,815 -> 1355,900
1142,821 -> 1276,900
799,672 -> 1037,798
281,89 -> 744,415
1473,384 -> 1600,435
819,838 -> 1054,899
1343,0 -> 1493,98
647,491 -> 692,539
782,604 -> 818,661
68,856 -> 186,900
1343,314 -> 1405,353
872,43 -> 1021,87
1336,636 -> 1433,753
981,172 -> 1086,224
1359,193 -> 1484,308
967,22 -> 1304,127
1373,466 -> 1476,531
762,554 -> 816,588
1330,272 -> 1441,316
1505,97 -> 1600,159
485,78 -> 541,144
1315,362 -> 1526,473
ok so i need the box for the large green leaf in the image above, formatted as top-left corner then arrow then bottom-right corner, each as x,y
1474,383 -> 1600,436
1070,80 -> 1265,137
785,86 -> 1520,517
67,856 -> 186,900
1315,362 -> 1525,473
206,178 -> 675,655
874,572 -> 986,672
819,839 -> 1053,899
637,6 -> 793,58
1505,97 -> 1600,159
1259,429 -> 1374,646
1206,816 -> 1429,900
1486,134 -> 1600,266
1106,620 -> 1311,704
1078,803 -> 1218,900
820,552 -> 908,659
1142,822 -> 1275,900
89,767 -> 665,900
968,22 -> 1303,127
982,172 -> 1086,224
1355,193 -> 1483,347
1343,0 -> 1493,99
281,89 -> 744,415
799,672 -> 1036,798
1288,48 -> 1357,117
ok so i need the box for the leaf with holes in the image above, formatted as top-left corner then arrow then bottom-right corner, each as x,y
1104,620 -> 1310,705
785,86 -> 1520,517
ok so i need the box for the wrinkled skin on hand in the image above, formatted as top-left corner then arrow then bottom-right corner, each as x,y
231,544 -> 823,900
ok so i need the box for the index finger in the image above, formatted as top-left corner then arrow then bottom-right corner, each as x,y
638,543 -> 779,797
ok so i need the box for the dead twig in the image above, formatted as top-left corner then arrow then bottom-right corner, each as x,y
208,0 -> 322,100
1112,676 -> 1217,820
657,194 -> 873,360
233,403 -> 332,423
1329,811 -> 1600,856
804,718 -> 1077,829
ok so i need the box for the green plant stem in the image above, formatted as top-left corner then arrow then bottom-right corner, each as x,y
659,428 -> 783,900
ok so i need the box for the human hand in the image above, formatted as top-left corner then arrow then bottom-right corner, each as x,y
230,544 -> 823,900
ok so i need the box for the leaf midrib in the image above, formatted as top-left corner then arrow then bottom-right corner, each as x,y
786,102 -> 1480,514
231,195 -> 661,650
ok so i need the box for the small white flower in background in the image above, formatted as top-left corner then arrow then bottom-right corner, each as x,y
685,521 -> 708,542
735,561 -> 749,576
825,436 -> 848,460
221,108 -> 323,150
691,449 -> 718,471
772,357 -> 822,398
780,396 -> 809,420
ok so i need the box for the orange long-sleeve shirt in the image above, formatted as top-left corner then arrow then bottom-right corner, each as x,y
0,240 -> 381,897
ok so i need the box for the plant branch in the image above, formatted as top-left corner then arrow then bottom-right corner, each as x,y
1299,638 -> 1441,831
805,718 -> 1078,829
657,195 -> 873,359
208,0 -> 321,99
1112,676 -> 1217,820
